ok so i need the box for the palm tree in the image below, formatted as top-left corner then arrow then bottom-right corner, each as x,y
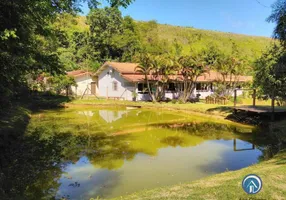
214,55 -> 246,97
135,53 -> 155,101
135,53 -> 177,102
178,54 -> 206,103
151,55 -> 176,101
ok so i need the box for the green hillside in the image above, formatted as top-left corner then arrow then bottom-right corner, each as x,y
74,15 -> 273,62
54,14 -> 274,72
155,23 -> 273,61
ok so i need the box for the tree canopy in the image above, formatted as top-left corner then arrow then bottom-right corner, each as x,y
254,45 -> 286,103
253,0 -> 286,104
0,0 -> 134,107
267,0 -> 286,46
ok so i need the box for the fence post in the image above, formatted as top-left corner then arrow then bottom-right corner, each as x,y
271,89 -> 275,121
234,89 -> 237,107
253,89 -> 256,107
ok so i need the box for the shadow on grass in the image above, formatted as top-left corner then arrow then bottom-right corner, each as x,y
0,92 -> 71,135
206,106 -> 233,113
275,150 -> 286,165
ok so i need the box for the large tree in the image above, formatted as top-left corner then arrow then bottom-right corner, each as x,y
268,0 -> 286,46
254,45 -> 286,105
254,0 -> 286,104
87,7 -> 140,62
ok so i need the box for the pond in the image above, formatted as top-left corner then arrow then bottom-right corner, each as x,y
2,107 -> 274,199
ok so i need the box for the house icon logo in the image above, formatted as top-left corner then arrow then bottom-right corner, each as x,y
242,174 -> 262,194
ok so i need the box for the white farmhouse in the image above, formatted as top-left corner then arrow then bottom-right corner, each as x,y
67,62 -> 252,100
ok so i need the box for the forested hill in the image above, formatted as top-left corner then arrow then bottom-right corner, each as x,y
155,23 -> 273,61
74,16 -> 273,59
53,11 -> 274,72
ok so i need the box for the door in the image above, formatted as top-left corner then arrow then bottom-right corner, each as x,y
91,82 -> 96,94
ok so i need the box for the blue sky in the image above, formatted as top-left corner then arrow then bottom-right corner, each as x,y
81,0 -> 276,37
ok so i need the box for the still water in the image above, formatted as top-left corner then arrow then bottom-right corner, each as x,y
11,107 -> 268,199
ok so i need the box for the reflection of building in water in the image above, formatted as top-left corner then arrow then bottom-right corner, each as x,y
77,111 -> 94,117
99,110 -> 129,123
233,139 -> 255,151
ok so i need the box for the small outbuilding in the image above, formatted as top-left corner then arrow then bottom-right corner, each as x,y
67,70 -> 98,96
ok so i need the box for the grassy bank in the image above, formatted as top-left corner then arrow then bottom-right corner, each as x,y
69,99 -> 233,117
69,98 -> 280,118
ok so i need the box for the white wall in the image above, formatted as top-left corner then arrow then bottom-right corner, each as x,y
98,66 -> 135,100
137,93 -> 152,101
194,88 -> 244,99
194,88 -> 213,99
97,68 -> 245,101
70,75 -> 94,96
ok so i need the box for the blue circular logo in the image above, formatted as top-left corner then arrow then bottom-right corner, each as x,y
242,174 -> 263,194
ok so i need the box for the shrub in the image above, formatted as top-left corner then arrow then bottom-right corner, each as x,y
171,99 -> 177,104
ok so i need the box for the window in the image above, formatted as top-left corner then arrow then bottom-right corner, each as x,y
138,83 -> 149,94
167,83 -> 176,91
112,81 -> 118,91
196,83 -> 211,92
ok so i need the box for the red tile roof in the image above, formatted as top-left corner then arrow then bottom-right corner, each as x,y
196,71 -> 253,82
96,62 -> 253,83
67,70 -> 91,78
94,62 -> 140,76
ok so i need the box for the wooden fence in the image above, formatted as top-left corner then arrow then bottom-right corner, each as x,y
205,96 -> 228,105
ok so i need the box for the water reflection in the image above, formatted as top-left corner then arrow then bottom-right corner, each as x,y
233,138 -> 255,151
0,108 -> 279,200
98,110 -> 128,123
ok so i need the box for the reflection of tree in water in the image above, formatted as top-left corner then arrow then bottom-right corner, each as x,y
0,130 -> 65,200
154,121 -> 273,143
156,121 -> 284,161
160,136 -> 185,147
257,143 -> 286,162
